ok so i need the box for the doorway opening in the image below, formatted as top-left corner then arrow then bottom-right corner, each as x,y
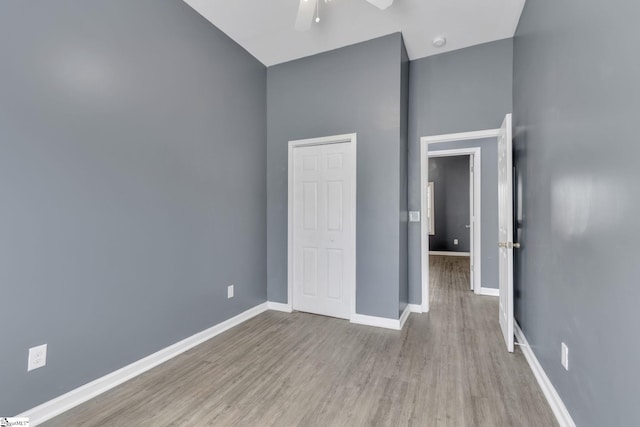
427,149 -> 481,298
420,130 -> 500,315
427,153 -> 476,293
420,115 -> 515,353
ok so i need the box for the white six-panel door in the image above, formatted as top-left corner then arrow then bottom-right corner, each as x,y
498,114 -> 515,352
291,139 -> 355,319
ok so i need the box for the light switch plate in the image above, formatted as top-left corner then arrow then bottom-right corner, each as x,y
561,342 -> 569,370
409,211 -> 420,222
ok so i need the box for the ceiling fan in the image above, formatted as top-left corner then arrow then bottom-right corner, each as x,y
295,0 -> 394,31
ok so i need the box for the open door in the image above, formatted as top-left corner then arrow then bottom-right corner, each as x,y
421,154 -> 430,313
468,156 -> 474,291
498,114 -> 515,352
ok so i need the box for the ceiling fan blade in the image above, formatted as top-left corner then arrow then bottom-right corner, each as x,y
295,0 -> 317,31
365,0 -> 394,10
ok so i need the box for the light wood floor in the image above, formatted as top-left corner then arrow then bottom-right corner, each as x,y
45,256 -> 557,426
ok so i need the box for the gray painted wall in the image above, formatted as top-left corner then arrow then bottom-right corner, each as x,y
398,39 -> 410,316
0,0 -> 266,415
513,1 -> 640,425
428,156 -> 470,253
267,33 -> 405,319
408,39 -> 513,303
429,140 -> 499,289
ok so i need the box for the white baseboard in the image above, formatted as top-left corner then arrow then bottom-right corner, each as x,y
407,304 -> 423,314
398,305 -> 411,329
429,251 -> 470,257
514,322 -> 576,427
350,313 -> 400,330
18,302 -> 269,426
479,287 -> 499,297
267,301 -> 293,312
350,306 -> 413,331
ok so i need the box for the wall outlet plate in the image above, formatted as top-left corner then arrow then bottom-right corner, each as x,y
28,344 -> 47,371
454,239 -> 459,245
227,285 -> 234,299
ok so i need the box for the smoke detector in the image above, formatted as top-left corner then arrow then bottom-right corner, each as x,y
432,36 -> 447,48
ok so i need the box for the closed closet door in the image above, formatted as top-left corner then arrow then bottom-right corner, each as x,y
292,142 -> 353,319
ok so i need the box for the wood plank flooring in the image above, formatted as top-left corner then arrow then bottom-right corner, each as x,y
44,256 -> 557,426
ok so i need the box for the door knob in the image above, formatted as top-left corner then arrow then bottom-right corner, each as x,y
465,224 -> 471,229
499,242 -> 521,249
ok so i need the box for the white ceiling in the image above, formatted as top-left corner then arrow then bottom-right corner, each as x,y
183,0 -> 525,67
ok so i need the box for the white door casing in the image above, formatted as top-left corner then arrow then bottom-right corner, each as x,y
497,114 -> 515,352
421,131 -> 498,313
469,155 -> 475,291
288,134 -> 356,320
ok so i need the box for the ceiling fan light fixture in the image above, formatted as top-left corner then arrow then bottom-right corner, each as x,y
296,0 -> 393,31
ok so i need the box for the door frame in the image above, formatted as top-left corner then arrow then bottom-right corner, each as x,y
427,148 -> 481,294
287,133 -> 357,318
420,129 -> 500,312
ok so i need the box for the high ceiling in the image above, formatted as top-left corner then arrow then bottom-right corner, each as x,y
183,0 -> 525,67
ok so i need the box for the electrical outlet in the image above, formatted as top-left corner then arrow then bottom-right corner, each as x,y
227,285 -> 234,299
28,344 -> 47,371
454,239 -> 459,245
561,342 -> 569,370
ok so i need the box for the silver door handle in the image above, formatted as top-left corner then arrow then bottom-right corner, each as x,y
499,242 -> 521,249
465,224 -> 471,229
